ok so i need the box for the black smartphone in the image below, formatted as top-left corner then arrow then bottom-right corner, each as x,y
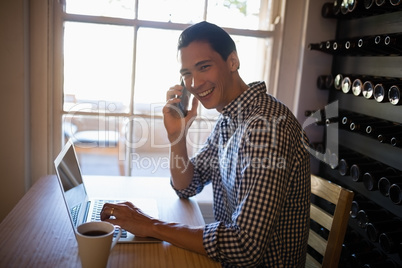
177,80 -> 191,117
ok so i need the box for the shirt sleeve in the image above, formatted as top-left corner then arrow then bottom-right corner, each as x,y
171,123 -> 220,198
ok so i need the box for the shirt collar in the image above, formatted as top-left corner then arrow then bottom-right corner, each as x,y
221,81 -> 267,120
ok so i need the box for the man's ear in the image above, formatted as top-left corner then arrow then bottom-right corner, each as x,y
227,51 -> 240,72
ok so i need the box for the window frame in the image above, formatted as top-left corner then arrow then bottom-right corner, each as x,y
52,0 -> 283,175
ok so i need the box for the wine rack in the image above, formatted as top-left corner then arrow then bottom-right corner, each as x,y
309,1 -> 402,267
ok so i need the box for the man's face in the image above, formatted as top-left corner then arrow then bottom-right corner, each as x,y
179,41 -> 237,112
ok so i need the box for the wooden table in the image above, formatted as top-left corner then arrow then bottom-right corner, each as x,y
0,175 -> 221,268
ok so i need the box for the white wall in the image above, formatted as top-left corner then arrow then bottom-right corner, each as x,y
0,0 -> 30,221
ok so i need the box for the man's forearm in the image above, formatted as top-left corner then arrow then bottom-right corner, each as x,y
169,140 -> 194,190
152,220 -> 207,256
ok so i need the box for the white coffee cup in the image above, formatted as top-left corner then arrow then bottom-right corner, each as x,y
76,221 -> 122,268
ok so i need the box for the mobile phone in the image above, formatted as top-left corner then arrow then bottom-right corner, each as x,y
177,80 -> 191,117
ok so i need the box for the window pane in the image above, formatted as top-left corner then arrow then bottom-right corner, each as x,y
64,22 -> 134,114
62,114 -> 125,176
128,117 -> 170,177
133,28 -> 182,115
138,0 -> 204,23
207,0 -> 266,30
65,0 -> 135,19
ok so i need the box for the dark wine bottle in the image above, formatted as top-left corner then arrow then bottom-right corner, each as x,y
308,42 -> 330,54
357,35 -> 378,55
388,85 -> 401,105
378,175 -> 402,196
356,209 -> 390,228
378,130 -> 402,144
390,0 -> 402,6
350,162 -> 384,182
338,155 -> 372,176
317,74 -> 334,90
349,117 -> 376,132
350,199 -> 376,218
342,240 -> 373,256
321,2 -> 339,18
366,219 -> 402,242
374,83 -> 388,102
350,249 -> 386,267
334,73 -> 344,90
383,33 -> 402,55
389,183 -> 402,204
379,230 -> 402,253
391,134 -> 402,147
373,79 -> 401,102
352,78 -> 364,96
363,259 -> 398,268
363,167 -> 398,191
365,120 -> 393,136
362,78 -> 385,99
342,76 -> 357,93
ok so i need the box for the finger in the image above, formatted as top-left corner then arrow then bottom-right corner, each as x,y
166,85 -> 182,101
100,203 -> 119,221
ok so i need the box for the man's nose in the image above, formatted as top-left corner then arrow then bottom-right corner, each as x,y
191,74 -> 203,89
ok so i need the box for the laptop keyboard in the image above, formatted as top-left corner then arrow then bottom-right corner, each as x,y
91,199 -> 128,238
70,203 -> 81,226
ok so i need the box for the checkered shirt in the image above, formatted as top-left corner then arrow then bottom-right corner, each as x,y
173,81 -> 311,267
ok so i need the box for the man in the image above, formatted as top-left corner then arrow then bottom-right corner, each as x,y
101,21 -> 310,267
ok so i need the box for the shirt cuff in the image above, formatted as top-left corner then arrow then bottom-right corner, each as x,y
203,222 -> 221,261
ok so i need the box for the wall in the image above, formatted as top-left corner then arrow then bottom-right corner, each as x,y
0,0 -> 30,221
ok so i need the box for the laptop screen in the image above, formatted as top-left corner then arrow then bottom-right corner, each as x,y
54,139 -> 88,227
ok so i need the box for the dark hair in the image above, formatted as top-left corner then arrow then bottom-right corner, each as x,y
177,21 -> 237,61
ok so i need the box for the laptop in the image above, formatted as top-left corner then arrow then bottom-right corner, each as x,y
54,139 -> 160,243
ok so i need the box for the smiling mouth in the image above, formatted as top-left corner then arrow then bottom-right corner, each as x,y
198,87 -> 214,98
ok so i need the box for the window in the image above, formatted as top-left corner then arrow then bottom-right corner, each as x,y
58,0 -> 276,177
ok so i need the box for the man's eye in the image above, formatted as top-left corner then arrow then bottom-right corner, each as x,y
200,65 -> 211,71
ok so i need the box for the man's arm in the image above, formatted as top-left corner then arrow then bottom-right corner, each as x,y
101,202 -> 207,256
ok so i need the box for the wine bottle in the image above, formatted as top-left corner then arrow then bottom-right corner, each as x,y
356,209 -> 390,228
378,175 -> 402,196
317,74 -> 334,90
342,240 -> 373,256
366,219 -> 402,242
390,0 -> 402,6
357,35 -> 378,55
342,76 -> 358,93
350,162 -> 384,182
334,73 -> 344,90
378,130 -> 402,144
374,83 -> 393,102
374,78 -> 401,101
363,79 -> 384,99
350,199 -> 376,218
308,42 -> 330,54
383,33 -> 402,55
363,167 -> 398,191
365,120 -> 393,136
352,78 -> 363,96
389,183 -> 402,204
391,134 -> 402,147
379,230 -> 402,253
340,0 -> 350,14
350,249 -> 386,267
349,117 -> 377,132
388,85 -> 401,105
321,2 -> 339,18
338,155 -> 372,176
344,38 -> 359,54
363,259 -> 398,268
